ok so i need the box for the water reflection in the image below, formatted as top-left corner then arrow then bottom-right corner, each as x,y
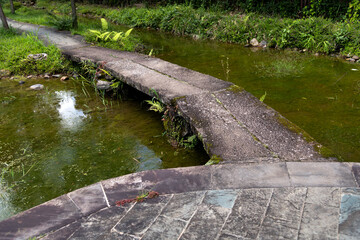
55,91 -> 86,131
0,183 -> 16,221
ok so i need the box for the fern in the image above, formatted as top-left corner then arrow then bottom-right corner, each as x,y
101,18 -> 108,31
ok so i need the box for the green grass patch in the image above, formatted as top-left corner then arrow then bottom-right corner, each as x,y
0,27 -> 69,75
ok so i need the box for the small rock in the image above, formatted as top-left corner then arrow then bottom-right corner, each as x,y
27,75 -> 33,79
60,76 -> 69,81
19,81 -> 26,85
259,40 -> 267,48
192,34 -> 200,40
250,38 -> 259,47
349,58 -> 356,62
10,76 -> 15,80
95,72 -> 103,78
44,74 -> 50,79
53,74 -> 61,78
27,53 -> 48,61
30,84 -> 44,90
0,69 -> 11,77
96,80 -> 112,90
314,53 -> 320,57
353,55 -> 359,60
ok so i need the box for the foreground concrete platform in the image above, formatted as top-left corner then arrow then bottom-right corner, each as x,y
0,162 -> 359,239
2,20 -> 359,239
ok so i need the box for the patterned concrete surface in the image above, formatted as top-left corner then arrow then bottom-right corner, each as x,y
37,188 -> 360,239
0,162 -> 359,239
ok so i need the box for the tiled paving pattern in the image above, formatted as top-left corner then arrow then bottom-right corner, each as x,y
40,188 -> 360,240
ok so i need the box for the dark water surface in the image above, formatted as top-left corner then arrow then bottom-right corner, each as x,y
105,21 -> 359,163
0,78 -> 208,220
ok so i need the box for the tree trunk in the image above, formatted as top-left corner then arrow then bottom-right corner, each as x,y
71,0 -> 78,29
10,0 -> 15,14
0,4 -> 9,29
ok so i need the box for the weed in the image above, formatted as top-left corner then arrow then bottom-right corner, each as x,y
115,190 -> 159,206
145,89 -> 165,113
259,92 -> 267,102
205,155 -> 222,165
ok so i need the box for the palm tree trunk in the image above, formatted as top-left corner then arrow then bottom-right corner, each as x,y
0,4 -> 9,29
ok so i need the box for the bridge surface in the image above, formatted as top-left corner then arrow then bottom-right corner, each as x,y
0,20 -> 359,239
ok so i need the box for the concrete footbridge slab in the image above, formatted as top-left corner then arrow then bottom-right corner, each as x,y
1,19 -> 359,239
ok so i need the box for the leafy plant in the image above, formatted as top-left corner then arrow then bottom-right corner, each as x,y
145,89 -> 165,113
88,18 -> 133,44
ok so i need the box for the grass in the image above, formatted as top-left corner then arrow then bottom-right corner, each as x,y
0,27 -> 69,75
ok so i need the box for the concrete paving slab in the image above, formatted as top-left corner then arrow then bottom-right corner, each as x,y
258,188 -> 307,239
41,221 -> 82,240
218,233 -> 241,240
222,188 -> 273,238
135,57 -> 233,92
298,188 -> 340,240
214,89 -> 322,161
98,232 -> 140,240
69,206 -> 129,239
161,191 -> 205,221
287,162 -> 357,187
180,191 -> 236,240
142,215 -> 187,240
113,195 -> 172,236
211,163 -> 291,189
339,188 -> 360,239
177,93 -> 272,162
0,195 -> 82,240
204,190 -> 238,209
68,183 -> 108,216
351,163 -> 360,186
101,170 -> 158,206
8,20 -> 86,49
62,46 -> 126,64
105,60 -> 205,104
151,166 -> 212,194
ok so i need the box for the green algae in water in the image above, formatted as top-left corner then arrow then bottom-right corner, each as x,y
0,78 -> 208,221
